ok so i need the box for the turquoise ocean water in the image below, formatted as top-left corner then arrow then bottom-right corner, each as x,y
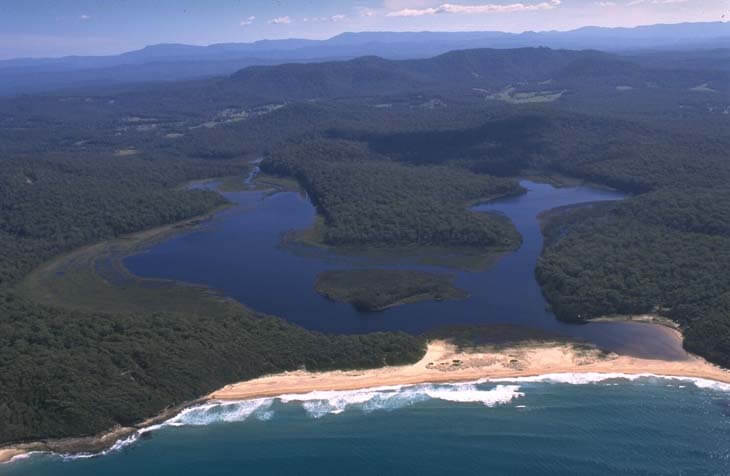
5,375 -> 730,475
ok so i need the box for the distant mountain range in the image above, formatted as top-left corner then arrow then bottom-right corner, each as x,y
2,21 -> 728,96
226,48 -> 620,101
212,47 -> 725,108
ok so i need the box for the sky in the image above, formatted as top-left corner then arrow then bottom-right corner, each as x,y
0,0 -> 727,59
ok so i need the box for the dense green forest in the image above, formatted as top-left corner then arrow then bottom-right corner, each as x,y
263,138 -> 522,248
333,111 -> 729,191
2,46 -> 730,445
537,188 -> 730,367
0,156 -> 243,286
0,291 -> 424,443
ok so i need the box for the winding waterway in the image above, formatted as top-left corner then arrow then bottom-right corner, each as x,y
125,179 -> 684,359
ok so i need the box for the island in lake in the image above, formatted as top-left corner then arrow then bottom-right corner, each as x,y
314,269 -> 469,312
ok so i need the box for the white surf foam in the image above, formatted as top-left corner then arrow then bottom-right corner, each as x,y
423,384 -> 524,406
279,386 -> 422,418
5,452 -> 37,464
60,433 -> 141,461
278,382 -> 524,418
677,377 -> 730,392
164,398 -> 273,426
56,399 -> 274,461
488,372 -> 653,385
488,372 -> 730,391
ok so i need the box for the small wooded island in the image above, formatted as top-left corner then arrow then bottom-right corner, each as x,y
315,269 -> 468,312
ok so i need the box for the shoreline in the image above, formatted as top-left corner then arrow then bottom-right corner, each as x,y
13,201 -> 249,318
0,399 -> 206,465
3,332 -> 730,465
587,313 -> 681,330
209,333 -> 730,401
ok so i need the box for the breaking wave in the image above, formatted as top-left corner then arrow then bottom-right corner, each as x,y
57,399 -> 274,461
278,383 -> 524,418
165,398 -> 274,426
60,433 -> 142,461
52,382 -> 524,461
488,373 -> 730,392
21,374 -> 729,463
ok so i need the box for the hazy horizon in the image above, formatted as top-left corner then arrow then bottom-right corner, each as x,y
2,0 -> 728,60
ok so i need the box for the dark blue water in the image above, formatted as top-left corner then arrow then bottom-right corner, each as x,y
125,180 -> 684,359
7,376 -> 730,475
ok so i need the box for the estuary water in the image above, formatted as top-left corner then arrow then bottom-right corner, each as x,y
125,180 -> 683,359
7,376 -> 730,475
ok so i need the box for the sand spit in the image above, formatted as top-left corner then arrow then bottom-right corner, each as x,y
211,337 -> 730,401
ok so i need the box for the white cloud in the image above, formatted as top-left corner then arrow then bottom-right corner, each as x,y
356,7 -> 378,17
240,16 -> 256,26
597,1 -> 616,6
304,15 -> 348,23
80,14 -> 91,20
387,8 -> 431,16
628,0 -> 689,5
268,16 -> 292,24
384,0 -> 434,9
387,0 -> 561,16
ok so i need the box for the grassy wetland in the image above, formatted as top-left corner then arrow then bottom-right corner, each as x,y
15,207 -> 239,318
314,269 -> 469,312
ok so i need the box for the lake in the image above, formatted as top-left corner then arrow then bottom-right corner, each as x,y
126,179 -> 683,359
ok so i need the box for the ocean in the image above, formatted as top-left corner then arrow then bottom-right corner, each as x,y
6,375 -> 730,475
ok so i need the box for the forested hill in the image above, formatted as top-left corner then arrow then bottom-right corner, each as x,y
228,48 -> 614,100
262,138 -> 522,249
228,47 -> 728,102
3,46 -> 727,138
536,189 -> 730,368
0,156 -> 242,287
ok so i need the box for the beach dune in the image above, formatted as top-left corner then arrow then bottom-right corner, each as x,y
210,334 -> 730,401
0,449 -> 27,464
